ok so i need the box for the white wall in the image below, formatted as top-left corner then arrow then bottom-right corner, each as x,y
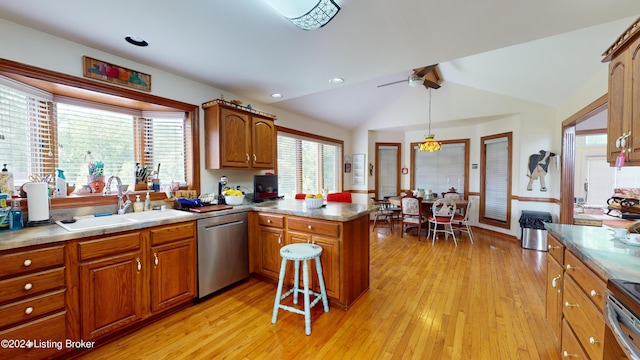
0,19 -> 353,195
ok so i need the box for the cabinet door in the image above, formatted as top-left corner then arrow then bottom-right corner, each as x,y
310,235 -> 339,299
626,36 -> 640,162
251,116 -> 275,169
258,226 -> 285,280
79,251 -> 144,339
607,52 -> 628,163
546,255 -> 563,346
150,238 -> 196,313
220,107 -> 251,168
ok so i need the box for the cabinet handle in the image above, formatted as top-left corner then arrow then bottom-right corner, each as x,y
136,257 -> 141,272
564,301 -> 578,308
551,275 -> 561,288
246,154 -> 250,162
267,219 -> 272,224
23,259 -> 32,267
565,264 -> 575,271
562,351 -> 577,358
253,154 -> 257,162
588,337 -> 599,344
24,283 -> 32,291
25,306 -> 33,315
547,244 -> 559,250
308,225 -> 312,230
154,252 -> 159,267
278,235 -> 282,245
589,290 -> 598,297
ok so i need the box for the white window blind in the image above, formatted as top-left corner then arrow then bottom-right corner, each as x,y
0,83 -> 53,185
413,143 -> 465,195
277,132 -> 341,199
140,112 -> 187,185
484,137 -> 509,222
378,146 -> 398,198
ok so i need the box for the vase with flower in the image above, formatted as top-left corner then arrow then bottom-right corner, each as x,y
87,160 -> 105,193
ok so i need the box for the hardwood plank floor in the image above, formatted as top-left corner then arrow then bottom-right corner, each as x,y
76,226 -> 560,360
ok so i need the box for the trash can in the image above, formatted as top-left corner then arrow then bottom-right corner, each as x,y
519,210 -> 552,251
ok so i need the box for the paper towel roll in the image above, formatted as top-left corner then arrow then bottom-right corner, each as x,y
24,182 -> 49,221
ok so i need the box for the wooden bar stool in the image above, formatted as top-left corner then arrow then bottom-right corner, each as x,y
271,243 -> 329,335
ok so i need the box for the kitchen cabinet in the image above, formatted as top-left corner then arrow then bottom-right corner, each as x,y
249,211 -> 369,309
603,19 -> 640,165
0,244 -> 67,360
203,101 -> 276,170
69,221 -> 196,341
545,234 -> 564,346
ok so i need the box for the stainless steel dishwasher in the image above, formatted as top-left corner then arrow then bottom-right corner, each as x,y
197,212 -> 249,298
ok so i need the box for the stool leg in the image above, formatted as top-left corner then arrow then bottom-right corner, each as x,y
314,256 -> 330,313
302,260 -> 311,335
293,259 -> 300,304
272,257 -> 288,324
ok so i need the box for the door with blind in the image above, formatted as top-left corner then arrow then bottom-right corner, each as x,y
375,143 -> 400,199
479,132 -> 512,229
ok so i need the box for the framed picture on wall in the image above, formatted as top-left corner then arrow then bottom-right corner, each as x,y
353,153 -> 365,185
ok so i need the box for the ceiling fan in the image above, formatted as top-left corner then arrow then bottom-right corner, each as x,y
377,64 -> 441,89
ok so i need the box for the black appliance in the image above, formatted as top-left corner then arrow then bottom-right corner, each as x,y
605,279 -> 640,359
218,175 -> 228,205
253,175 -> 278,202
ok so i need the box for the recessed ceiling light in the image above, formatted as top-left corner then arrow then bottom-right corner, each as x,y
271,93 -> 283,98
328,78 -> 344,84
125,36 -> 149,47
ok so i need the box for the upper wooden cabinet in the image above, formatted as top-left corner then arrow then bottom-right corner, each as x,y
603,18 -> 640,165
203,100 -> 277,170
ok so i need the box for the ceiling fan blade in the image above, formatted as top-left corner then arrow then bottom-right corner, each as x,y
377,79 -> 407,88
423,79 -> 441,89
414,64 -> 437,78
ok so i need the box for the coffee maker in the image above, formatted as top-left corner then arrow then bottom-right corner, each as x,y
218,176 -> 228,205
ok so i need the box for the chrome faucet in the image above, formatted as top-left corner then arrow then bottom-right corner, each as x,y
105,175 -> 132,214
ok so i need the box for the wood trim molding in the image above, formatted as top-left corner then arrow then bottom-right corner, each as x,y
561,94 -> 607,127
513,196 -> 561,205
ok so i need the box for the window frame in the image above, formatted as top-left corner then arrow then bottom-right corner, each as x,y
409,138 -> 470,199
0,58 -> 200,209
479,131 -> 512,229
276,126 -> 344,197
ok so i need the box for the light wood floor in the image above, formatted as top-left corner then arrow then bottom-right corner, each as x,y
77,225 -> 560,360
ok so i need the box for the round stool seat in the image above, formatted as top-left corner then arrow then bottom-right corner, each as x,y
280,243 -> 323,261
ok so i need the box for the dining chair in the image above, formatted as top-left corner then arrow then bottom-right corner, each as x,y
370,198 -> 394,233
428,198 -> 457,246
295,193 -> 307,199
400,195 -> 428,241
453,198 -> 474,243
326,192 -> 352,203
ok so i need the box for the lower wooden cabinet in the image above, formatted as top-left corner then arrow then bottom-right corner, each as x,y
257,223 -> 285,279
69,221 -> 197,342
562,319 -> 590,359
287,231 -> 340,299
546,253 -> 563,345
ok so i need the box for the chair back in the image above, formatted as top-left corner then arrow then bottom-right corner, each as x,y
432,198 -> 456,221
443,192 -> 461,200
295,193 -> 306,200
401,196 -> 422,216
326,192 -> 352,203
461,198 -> 473,220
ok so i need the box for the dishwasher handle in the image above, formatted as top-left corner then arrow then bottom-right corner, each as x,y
204,220 -> 244,231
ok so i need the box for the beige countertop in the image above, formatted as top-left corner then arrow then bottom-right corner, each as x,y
0,200 -> 375,251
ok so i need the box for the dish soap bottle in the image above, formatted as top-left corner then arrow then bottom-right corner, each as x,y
9,198 -> 23,230
133,195 -> 144,212
144,192 -> 151,211
0,164 -> 14,196
55,168 -> 66,198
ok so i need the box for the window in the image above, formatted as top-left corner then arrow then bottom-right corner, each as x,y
480,132 -> 512,228
410,139 -> 469,197
584,133 -> 607,146
277,127 -> 343,199
0,78 -> 188,192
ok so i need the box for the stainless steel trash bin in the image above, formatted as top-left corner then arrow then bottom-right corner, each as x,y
519,211 -> 552,251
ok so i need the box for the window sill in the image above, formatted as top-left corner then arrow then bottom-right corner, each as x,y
19,191 -> 171,211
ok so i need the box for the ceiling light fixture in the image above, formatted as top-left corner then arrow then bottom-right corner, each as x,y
408,74 -> 423,88
265,0 -> 340,31
271,93 -> 283,98
328,77 -> 344,84
125,36 -> 149,47
418,88 -> 442,152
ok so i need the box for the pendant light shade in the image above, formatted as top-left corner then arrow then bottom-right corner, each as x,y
418,88 -> 441,152
266,0 -> 341,31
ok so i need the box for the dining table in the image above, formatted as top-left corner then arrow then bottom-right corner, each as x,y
387,196 -> 469,215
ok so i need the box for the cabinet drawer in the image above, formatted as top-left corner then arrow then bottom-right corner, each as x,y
0,289 -> 65,329
0,268 -> 65,304
563,276 -> 605,360
547,234 -> 564,264
258,213 -> 284,228
561,319 -> 590,359
0,245 -> 64,279
288,217 -> 340,238
0,311 -> 67,360
150,221 -> 195,246
564,250 -> 606,312
78,232 -> 142,261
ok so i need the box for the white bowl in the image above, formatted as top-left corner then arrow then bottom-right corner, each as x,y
225,195 -> 244,206
305,197 -> 324,209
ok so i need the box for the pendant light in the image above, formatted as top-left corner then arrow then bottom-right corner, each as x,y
418,88 -> 442,152
265,0 -> 341,31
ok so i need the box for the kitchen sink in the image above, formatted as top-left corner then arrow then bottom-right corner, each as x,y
56,209 -> 193,232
